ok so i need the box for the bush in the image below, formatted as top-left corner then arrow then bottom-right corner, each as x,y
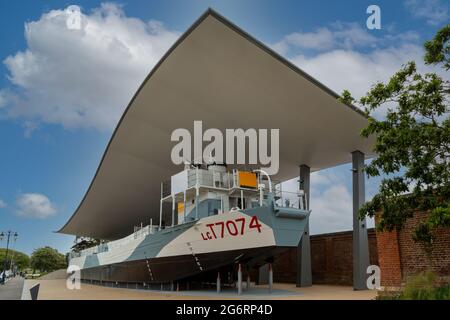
30,247 -> 67,273
401,270 -> 437,299
0,248 -> 30,271
379,270 -> 450,300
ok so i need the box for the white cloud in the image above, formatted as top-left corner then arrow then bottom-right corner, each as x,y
273,22 -> 378,54
16,193 -> 57,219
288,43 -> 450,118
404,0 -> 449,26
271,23 -> 441,122
0,199 -> 6,208
272,21 -> 423,56
1,3 -> 179,131
281,169 -> 375,234
0,91 -> 6,108
310,184 -> 353,233
291,45 -> 421,96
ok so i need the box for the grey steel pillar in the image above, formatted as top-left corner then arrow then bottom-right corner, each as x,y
297,164 -> 312,287
217,272 -> 221,293
237,264 -> 242,295
268,263 -> 273,293
258,264 -> 269,284
171,196 -> 175,227
352,151 -> 370,290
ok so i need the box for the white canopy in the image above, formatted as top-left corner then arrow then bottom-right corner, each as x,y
58,9 -> 375,240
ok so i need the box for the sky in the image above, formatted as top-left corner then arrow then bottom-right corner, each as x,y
0,0 -> 448,255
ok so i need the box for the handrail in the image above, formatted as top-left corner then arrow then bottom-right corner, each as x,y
70,224 -> 159,259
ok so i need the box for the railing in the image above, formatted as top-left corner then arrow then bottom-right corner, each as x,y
187,168 -> 232,189
161,169 -> 308,209
162,179 -> 171,198
273,189 -> 309,211
163,168 -> 238,197
133,224 -> 159,239
69,224 -> 159,260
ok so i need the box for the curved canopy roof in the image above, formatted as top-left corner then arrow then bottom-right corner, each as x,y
58,9 -> 375,240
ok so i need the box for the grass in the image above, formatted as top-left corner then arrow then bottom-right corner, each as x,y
378,270 -> 450,300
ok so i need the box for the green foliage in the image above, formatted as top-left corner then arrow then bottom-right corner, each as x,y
401,270 -> 450,300
424,24 -> 450,70
339,25 -> 450,244
337,89 -> 356,105
378,270 -> 450,300
412,222 -> 434,245
428,202 -> 450,227
30,246 -> 67,272
71,238 -> 101,252
0,248 -> 30,271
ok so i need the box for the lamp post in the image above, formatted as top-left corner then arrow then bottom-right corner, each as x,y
0,230 -> 18,284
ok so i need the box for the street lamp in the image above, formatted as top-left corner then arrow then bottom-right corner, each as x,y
0,230 -> 18,284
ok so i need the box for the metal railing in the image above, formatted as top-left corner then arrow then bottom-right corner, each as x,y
273,189 -> 308,210
69,224 -> 159,260
271,181 -> 308,210
163,168 -> 249,198
187,168 -> 232,190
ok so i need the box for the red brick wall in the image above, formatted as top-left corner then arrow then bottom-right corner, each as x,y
269,229 -> 378,285
270,248 -> 297,283
374,219 -> 402,287
260,210 -> 450,287
376,211 -> 450,287
310,229 -> 378,285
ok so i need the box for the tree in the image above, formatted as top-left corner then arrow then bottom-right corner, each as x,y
339,24 -> 450,244
0,248 -> 30,271
30,247 -> 67,273
424,24 -> 450,70
71,238 -> 101,252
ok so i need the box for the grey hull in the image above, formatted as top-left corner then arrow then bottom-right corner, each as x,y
71,204 -> 309,283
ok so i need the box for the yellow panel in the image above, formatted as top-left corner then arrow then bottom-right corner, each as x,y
239,171 -> 257,188
177,202 -> 184,213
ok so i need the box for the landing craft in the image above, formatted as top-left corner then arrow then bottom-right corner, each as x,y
68,164 -> 310,286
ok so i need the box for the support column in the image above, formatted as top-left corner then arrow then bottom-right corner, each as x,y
297,164 -> 312,287
237,264 -> 242,295
268,263 -> 273,293
258,264 -> 269,285
159,182 -> 163,229
183,191 -> 186,223
352,150 -> 370,290
217,272 -> 221,293
171,196 -> 175,227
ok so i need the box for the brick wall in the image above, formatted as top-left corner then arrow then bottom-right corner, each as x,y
259,210 -> 450,287
374,222 -> 402,287
376,211 -> 450,287
269,229 -> 378,285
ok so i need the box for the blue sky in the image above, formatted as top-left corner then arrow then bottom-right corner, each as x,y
0,0 -> 448,255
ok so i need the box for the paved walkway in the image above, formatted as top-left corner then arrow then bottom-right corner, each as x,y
0,276 -> 25,300
24,280 -> 377,300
